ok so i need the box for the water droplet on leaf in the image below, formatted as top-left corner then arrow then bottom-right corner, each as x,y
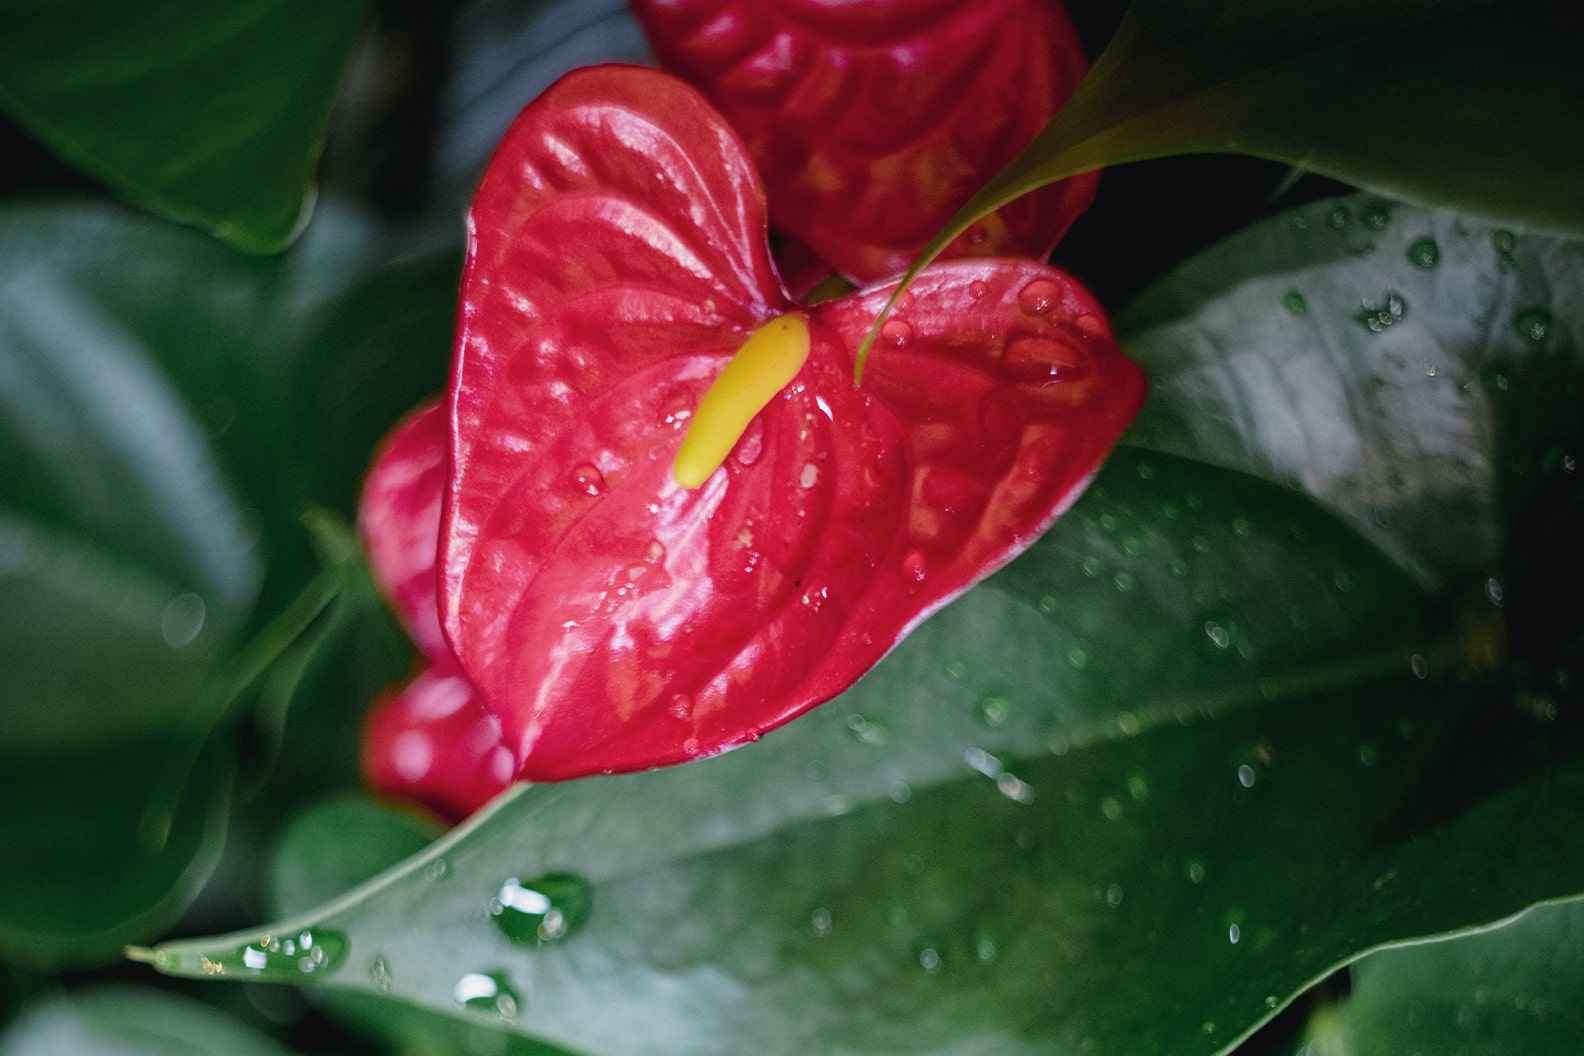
492,874 -> 593,946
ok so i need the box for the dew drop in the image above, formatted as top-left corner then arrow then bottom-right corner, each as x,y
914,942 -> 943,973
1100,797 -> 1123,821
1017,278 -> 1061,316
1105,883 -> 1124,908
1406,238 -> 1441,270
1281,289 -> 1308,316
1410,653 -> 1429,679
973,693 -> 1012,728
1228,924 -> 1242,944
424,858 -> 450,882
1355,291 -> 1406,333
810,907 -> 833,936
1186,860 -> 1207,884
369,956 -> 392,994
227,929 -> 347,979
975,930 -> 999,963
1514,307 -> 1551,345
1361,202 -> 1391,230
492,873 -> 593,946
160,593 -> 207,649
902,549 -> 927,583
1237,764 -> 1256,788
844,713 -> 888,745
1326,204 -> 1349,230
799,462 -> 820,489
880,319 -> 913,348
570,463 -> 605,497
454,972 -> 520,1020
1204,621 -> 1231,650
968,279 -> 989,300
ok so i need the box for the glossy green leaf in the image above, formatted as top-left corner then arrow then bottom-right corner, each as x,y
0,2 -> 368,252
861,0 -> 1583,375
0,198 -> 460,965
141,197 -> 1584,1052
1299,897 -> 1584,1055
0,986 -> 295,1056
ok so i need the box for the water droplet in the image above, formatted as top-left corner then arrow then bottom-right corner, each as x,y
1355,291 -> 1406,333
1065,644 -> 1088,669
1017,279 -> 1061,316
160,593 -> 206,649
1281,289 -> 1308,316
1002,335 -> 1085,384
844,713 -> 888,745
902,549 -> 927,583
1485,577 -> 1505,607
570,463 -> 605,497
454,972 -> 520,1020
975,930 -> 999,963
1406,238 -> 1441,269
1358,742 -> 1379,766
369,956 -> 392,994
227,929 -> 348,979
1326,204 -> 1349,231
1361,202 -> 1391,230
1100,797 -> 1123,821
1081,555 -> 1102,578
1038,594 -> 1058,615
1105,883 -> 1124,908
880,319 -> 913,348
799,462 -> 820,488
1186,860 -> 1207,884
1410,653 -> 1429,679
1111,571 -> 1134,592
968,279 -> 989,300
973,694 -> 1012,728
810,907 -> 832,936
424,858 -> 450,882
492,874 -> 593,946
1237,764 -> 1256,788
944,659 -> 967,681
1228,924 -> 1242,944
1514,307 -> 1551,345
1205,621 -> 1231,650
996,772 -> 1035,804
1127,774 -> 1150,801
1492,229 -> 1516,254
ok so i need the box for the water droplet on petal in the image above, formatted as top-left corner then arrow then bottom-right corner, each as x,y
968,279 -> 989,300
880,319 -> 913,348
799,462 -> 820,488
570,463 -> 605,497
902,549 -> 927,583
1017,279 -> 1061,316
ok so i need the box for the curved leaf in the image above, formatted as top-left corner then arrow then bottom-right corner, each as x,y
864,0 -> 1583,367
0,1 -> 367,252
1299,897 -> 1584,1055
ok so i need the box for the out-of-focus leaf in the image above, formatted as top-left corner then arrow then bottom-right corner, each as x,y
0,1 -> 368,252
0,197 -> 461,965
0,986 -> 295,1056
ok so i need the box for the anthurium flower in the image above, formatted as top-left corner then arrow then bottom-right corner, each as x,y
359,402 -> 513,820
439,65 -> 1142,781
631,0 -> 1099,283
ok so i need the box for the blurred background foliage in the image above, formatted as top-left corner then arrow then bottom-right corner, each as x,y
0,1 -> 1580,1054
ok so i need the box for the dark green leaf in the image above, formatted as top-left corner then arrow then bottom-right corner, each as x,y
0,2 -> 368,252
138,198 -> 1584,1054
860,0 -> 1583,374
1299,898 -> 1584,1055
0,986 -> 295,1056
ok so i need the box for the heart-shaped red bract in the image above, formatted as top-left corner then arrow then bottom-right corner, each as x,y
442,65 -> 1142,781
359,402 -> 513,819
631,0 -> 1099,283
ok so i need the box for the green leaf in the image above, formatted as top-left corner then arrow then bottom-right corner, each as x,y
0,1 -> 368,252
859,0 -> 1583,375
0,986 -> 295,1056
139,197 -> 1584,1054
1299,897 -> 1584,1055
0,197 -> 460,965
